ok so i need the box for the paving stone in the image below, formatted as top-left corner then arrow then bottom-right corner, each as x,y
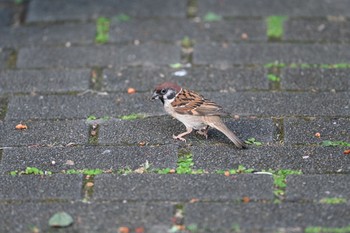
185,203 -> 350,230
285,19 -> 350,42
0,49 -> 11,69
281,68 -> 350,91
0,69 -> 90,94
27,0 -> 187,22
203,92 -> 350,117
98,116 -> 271,146
103,66 -> 268,92
109,19 -> 266,43
0,23 -> 95,48
5,93 -> 163,120
0,202 -> 173,233
93,174 -> 274,201
0,174 -> 83,200
17,43 -> 180,68
284,118 -> 350,145
0,8 -> 12,26
286,175 -> 350,201
194,43 -> 350,65
0,145 -> 178,174
192,145 -> 350,174
0,120 -> 89,147
198,0 -> 350,17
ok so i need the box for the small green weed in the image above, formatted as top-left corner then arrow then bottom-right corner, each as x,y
120,113 -> 144,120
267,74 -> 281,82
65,169 -> 103,175
10,167 -> 52,175
322,140 -> 350,147
264,62 -> 286,68
217,165 -> 254,175
272,169 -> 302,196
305,225 -> 350,233
95,17 -> 110,44
319,197 -> 347,204
181,36 -> 194,48
176,153 -> 194,174
266,16 -> 287,39
244,138 -> 263,146
116,167 -> 133,175
87,115 -> 97,121
169,63 -> 183,69
203,12 -> 222,22
114,13 -> 131,22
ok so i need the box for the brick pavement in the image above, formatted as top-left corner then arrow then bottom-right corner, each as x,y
1,0 -> 350,232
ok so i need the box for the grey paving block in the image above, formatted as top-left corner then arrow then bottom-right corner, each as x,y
27,0 -> 187,22
286,175 -> 350,201
285,19 -> 350,42
284,118 -> 350,145
0,69 -> 90,94
17,44 -> 180,68
192,145 -> 350,174
5,93 -> 163,120
198,0 -> 350,17
0,120 -> 89,147
99,116 -> 185,145
0,8 -> 12,26
0,23 -> 95,48
281,68 -> 350,91
103,66 -> 268,92
203,92 -> 350,117
0,174 -> 83,200
185,203 -> 350,230
98,116 -> 271,146
0,145 -> 178,174
93,174 -> 274,201
0,202 -> 173,233
194,43 -> 350,65
0,49 -> 11,69
109,19 -> 266,43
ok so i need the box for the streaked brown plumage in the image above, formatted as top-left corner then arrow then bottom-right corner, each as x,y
151,82 -> 246,149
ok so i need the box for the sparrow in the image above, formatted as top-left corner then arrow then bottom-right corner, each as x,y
151,82 -> 246,149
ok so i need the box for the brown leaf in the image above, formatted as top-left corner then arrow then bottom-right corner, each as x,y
15,123 -> 28,130
127,87 -> 136,94
344,149 -> 350,155
118,226 -> 130,233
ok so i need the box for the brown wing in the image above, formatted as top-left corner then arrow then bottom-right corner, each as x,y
171,89 -> 226,116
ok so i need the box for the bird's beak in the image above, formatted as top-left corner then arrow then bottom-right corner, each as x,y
151,91 -> 159,100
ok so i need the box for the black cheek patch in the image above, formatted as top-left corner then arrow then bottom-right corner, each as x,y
166,92 -> 176,100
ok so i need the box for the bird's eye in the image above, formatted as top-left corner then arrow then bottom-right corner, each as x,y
160,89 -> 167,95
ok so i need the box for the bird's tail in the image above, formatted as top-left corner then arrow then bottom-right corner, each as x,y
206,117 -> 246,149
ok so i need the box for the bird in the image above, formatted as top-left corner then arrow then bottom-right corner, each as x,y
151,82 -> 246,149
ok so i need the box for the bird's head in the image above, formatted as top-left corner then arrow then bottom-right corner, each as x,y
151,82 -> 182,104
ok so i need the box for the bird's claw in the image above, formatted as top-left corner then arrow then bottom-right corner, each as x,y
173,134 -> 186,142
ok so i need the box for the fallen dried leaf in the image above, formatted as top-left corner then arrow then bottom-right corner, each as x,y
118,226 -> 130,233
242,196 -> 251,203
241,33 -> 249,40
135,227 -> 145,233
15,123 -> 28,130
134,167 -> 145,174
139,141 -> 146,146
85,182 -> 94,188
224,171 -> 230,177
65,160 -> 75,166
344,149 -> 350,155
169,169 -> 176,174
90,130 -> 97,136
127,87 -> 136,94
315,132 -> 321,138
190,198 -> 199,203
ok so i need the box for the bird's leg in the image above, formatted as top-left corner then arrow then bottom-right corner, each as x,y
196,126 -> 209,139
173,127 -> 193,142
